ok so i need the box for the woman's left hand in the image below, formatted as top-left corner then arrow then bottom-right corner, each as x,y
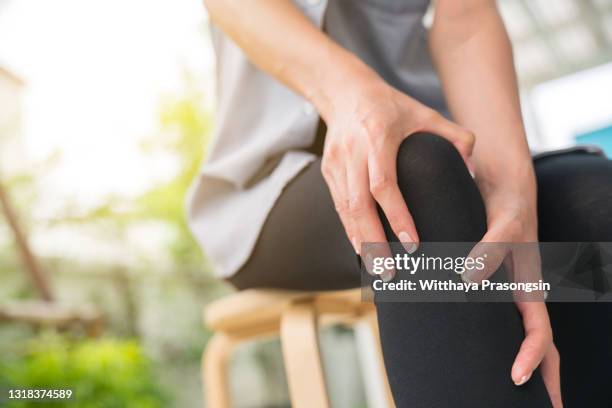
463,203 -> 563,407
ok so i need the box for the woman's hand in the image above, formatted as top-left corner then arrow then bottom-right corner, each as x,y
464,203 -> 563,407
207,0 -> 474,265
319,72 -> 474,260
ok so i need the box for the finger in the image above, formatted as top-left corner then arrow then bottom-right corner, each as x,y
512,302 -> 552,386
346,150 -> 395,280
420,110 -> 475,165
541,346 -> 563,408
321,148 -> 359,254
511,244 -> 546,302
368,142 -> 419,254
463,228 -> 510,284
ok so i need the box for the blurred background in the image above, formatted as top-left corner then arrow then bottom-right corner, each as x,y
0,0 -> 611,407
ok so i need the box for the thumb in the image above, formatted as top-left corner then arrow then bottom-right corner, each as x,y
512,302 -> 552,386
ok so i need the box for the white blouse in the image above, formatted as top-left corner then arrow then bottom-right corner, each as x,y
188,0 -> 445,277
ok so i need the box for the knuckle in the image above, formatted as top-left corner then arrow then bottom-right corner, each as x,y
334,198 -> 349,213
365,134 -> 388,155
362,116 -> 387,136
347,195 -> 369,217
456,129 -> 476,154
341,134 -> 359,155
464,129 -> 476,147
369,173 -> 394,196
323,142 -> 341,162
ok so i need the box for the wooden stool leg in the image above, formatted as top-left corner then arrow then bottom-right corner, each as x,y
365,311 -> 395,408
280,302 -> 330,408
202,332 -> 236,408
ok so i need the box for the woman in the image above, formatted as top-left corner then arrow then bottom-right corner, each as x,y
189,0 -> 612,406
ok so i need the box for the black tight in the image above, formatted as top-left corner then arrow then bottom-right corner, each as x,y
536,152 -> 612,407
229,134 -> 612,407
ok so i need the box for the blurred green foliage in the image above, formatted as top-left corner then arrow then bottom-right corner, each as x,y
81,83 -> 213,266
137,86 -> 212,264
0,334 -> 169,408
0,82 -> 216,407
0,78 -> 223,407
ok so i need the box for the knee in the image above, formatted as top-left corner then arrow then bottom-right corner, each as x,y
396,133 -> 468,184
393,133 -> 486,240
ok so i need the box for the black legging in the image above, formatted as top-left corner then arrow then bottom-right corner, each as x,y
229,134 -> 612,407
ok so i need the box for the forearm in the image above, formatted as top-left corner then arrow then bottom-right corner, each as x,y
430,0 -> 536,221
204,0 -> 378,121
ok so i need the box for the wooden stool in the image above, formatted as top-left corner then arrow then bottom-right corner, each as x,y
202,288 -> 395,408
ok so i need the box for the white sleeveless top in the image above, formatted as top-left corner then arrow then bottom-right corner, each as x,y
187,0 -> 447,277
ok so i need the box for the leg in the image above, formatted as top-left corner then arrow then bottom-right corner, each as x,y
203,333 -> 237,408
375,134 -> 551,407
229,133 -> 551,406
229,154 -> 360,291
280,301 -> 330,408
361,311 -> 395,407
535,151 -> 612,407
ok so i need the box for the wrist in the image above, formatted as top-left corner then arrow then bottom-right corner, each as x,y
307,52 -> 383,123
486,192 -> 538,238
476,156 -> 536,202
478,169 -> 538,235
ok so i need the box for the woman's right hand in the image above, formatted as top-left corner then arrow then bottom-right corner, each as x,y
207,0 -> 472,270
318,71 -> 475,268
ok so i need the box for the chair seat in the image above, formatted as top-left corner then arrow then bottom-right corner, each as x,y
201,287 -> 394,408
205,288 -> 368,334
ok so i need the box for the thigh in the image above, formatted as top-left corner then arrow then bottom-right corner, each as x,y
535,150 -> 612,242
228,157 -> 361,291
535,151 -> 612,407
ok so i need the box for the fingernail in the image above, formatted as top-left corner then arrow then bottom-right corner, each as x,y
515,372 -> 532,386
352,236 -> 360,254
382,270 -> 394,282
462,271 -> 482,286
398,231 -> 417,254
462,272 -> 475,284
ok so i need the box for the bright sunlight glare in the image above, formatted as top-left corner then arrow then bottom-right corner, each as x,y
0,0 -> 212,214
